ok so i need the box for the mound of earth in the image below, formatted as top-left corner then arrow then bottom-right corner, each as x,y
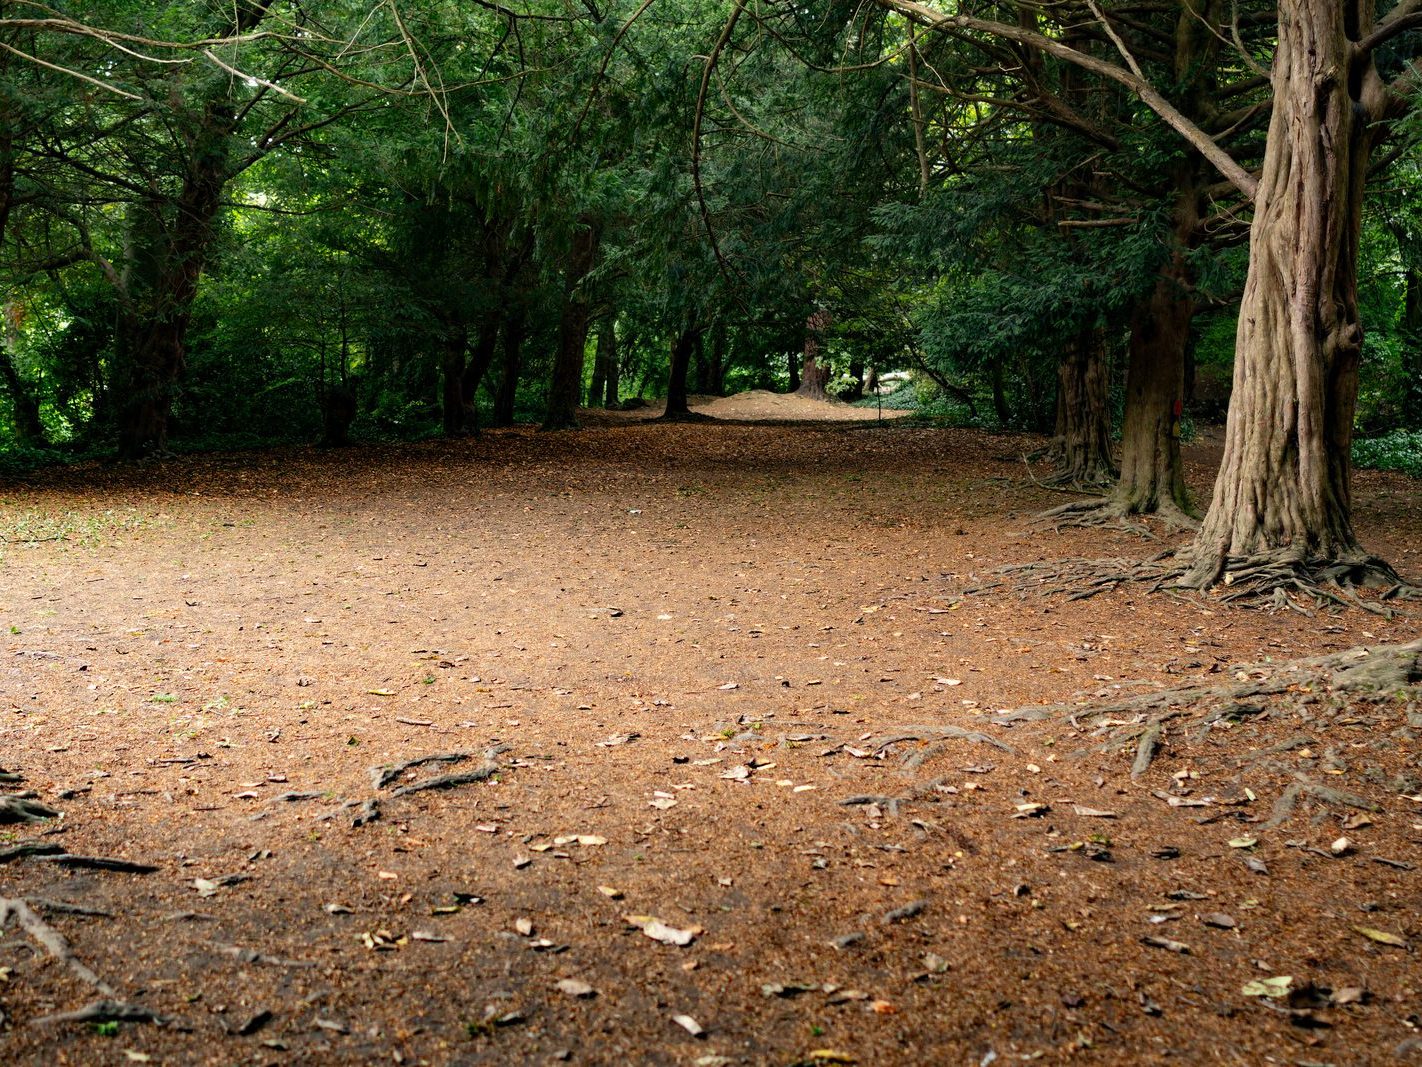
590,389 -> 909,422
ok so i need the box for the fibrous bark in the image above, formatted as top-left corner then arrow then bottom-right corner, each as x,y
1180,2 -> 1401,593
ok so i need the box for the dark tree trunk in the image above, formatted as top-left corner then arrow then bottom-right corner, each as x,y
1403,267 -> 1422,414
661,318 -> 699,419
795,308 -> 833,401
111,4 -> 273,459
990,357 -> 1011,427
786,350 -> 800,393
440,326 -> 470,437
1109,175 -> 1199,523
845,360 -> 865,402
1050,327 -> 1115,486
590,314 -> 621,408
1114,267 -> 1192,520
692,324 -> 724,396
542,222 -> 600,431
1183,1 -> 1390,588
493,308 -> 525,427
459,322 -> 499,433
322,382 -> 356,447
0,346 -> 45,447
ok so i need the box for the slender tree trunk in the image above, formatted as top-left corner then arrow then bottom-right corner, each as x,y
460,322 -> 499,433
795,308 -> 832,400
661,317 -> 699,419
990,357 -> 1011,427
706,324 -> 727,395
1050,326 -> 1115,486
543,222 -> 600,431
589,316 -> 610,407
1183,1 -> 1388,588
786,349 -> 800,393
603,319 -> 620,408
493,311 -> 524,427
441,326 -> 469,437
1403,267 -> 1422,414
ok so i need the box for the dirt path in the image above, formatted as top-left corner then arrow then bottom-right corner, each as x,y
1,422 -> 1420,1065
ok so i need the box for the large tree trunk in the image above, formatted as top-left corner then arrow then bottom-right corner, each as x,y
795,308 -> 832,401
459,322 -> 499,433
1182,1 -> 1389,589
1050,327 -> 1115,486
542,222 -> 600,431
493,309 -> 524,427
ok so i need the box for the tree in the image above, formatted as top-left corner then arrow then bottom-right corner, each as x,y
879,0 -> 1422,595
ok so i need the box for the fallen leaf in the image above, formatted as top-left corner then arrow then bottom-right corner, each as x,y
625,915 -> 699,946
672,1013 -> 705,1037
1141,935 -> 1190,954
1353,926 -> 1407,948
556,978 -> 596,998
1241,976 -> 1293,998
1072,805 -> 1117,818
597,885 -> 623,899
1228,836 -> 1257,849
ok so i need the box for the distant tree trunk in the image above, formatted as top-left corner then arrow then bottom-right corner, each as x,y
1050,327 -> 1115,486
845,360 -> 865,401
111,3 -> 272,459
493,308 -> 525,427
1113,266 -> 1192,520
661,317 -> 699,420
589,316 -> 610,407
1182,1 -> 1391,588
603,320 -> 620,408
990,358 -> 1011,427
706,324 -> 727,395
1108,176 -> 1198,522
0,303 -> 44,447
795,308 -> 833,401
440,325 -> 470,437
321,381 -> 356,447
543,222 -> 600,431
461,322 -> 499,431
1403,267 -> 1422,415
786,350 -> 800,392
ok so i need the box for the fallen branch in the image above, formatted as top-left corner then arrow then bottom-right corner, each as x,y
0,841 -> 67,863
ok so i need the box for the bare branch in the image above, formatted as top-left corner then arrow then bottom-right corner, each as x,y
874,0 -> 1259,200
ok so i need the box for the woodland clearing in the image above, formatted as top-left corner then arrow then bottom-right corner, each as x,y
1,415 -> 1420,1066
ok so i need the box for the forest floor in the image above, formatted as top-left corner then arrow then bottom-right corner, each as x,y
1,411 -> 1420,1067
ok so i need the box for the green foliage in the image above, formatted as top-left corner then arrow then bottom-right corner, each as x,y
1353,430 -> 1422,478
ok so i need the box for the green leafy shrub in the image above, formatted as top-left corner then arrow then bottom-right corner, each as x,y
1353,430 -> 1422,477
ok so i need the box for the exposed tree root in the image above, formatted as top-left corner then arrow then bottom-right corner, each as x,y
989,639 -> 1421,807
964,553 -> 1177,603
966,544 -> 1419,616
32,999 -> 173,1027
1037,495 -> 1199,538
371,752 -> 474,790
863,725 -> 1016,755
0,795 -> 59,824
0,897 -> 116,997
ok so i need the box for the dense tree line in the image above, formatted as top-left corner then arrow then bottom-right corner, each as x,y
1,0 -> 1420,595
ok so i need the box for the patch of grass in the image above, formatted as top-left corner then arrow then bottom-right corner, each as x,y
0,507 -> 167,555
1353,429 -> 1422,477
